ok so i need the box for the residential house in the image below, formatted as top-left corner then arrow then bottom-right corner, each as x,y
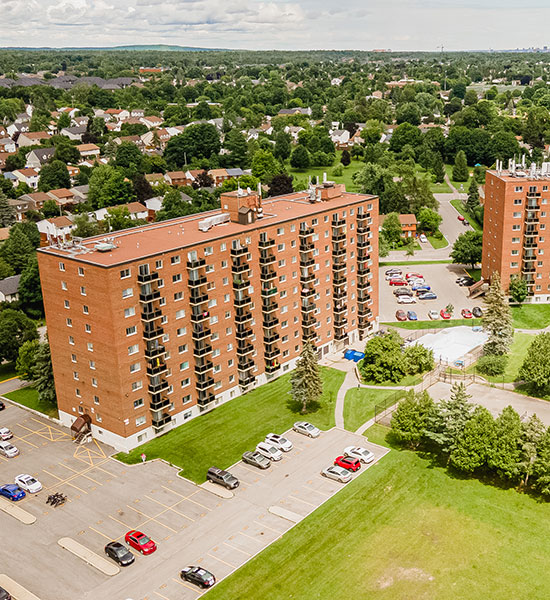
60,125 -> 87,141
105,108 -> 130,121
278,107 -> 312,116
259,122 -> 274,136
208,168 -> 229,187
113,135 -> 144,150
17,131 -> 51,147
284,125 -> 305,142
140,115 -> 164,129
58,107 -> 79,119
8,197 -> 34,221
13,168 -> 39,189
0,138 -> 16,154
73,116 -> 89,128
130,108 -> 145,118
226,168 -> 244,180
70,185 -> 89,203
67,165 -> 80,181
77,143 -> 100,158
37,216 -> 76,245
145,173 -> 164,186
331,77 -> 344,86
18,191 -> 51,213
186,169 -> 206,186
25,147 -> 55,170
6,122 -> 29,137
164,171 -> 188,186
380,213 -> 417,238
0,274 -> 21,303
47,188 -> 76,206
141,128 -> 171,149
330,129 -> 350,148
91,201 -> 148,223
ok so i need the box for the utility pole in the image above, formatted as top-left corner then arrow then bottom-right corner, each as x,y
437,45 -> 447,91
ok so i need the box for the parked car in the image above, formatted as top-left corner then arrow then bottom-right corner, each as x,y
457,276 -> 475,286
472,306 -> 483,318
0,586 -> 11,600
385,268 -> 402,277
206,467 -> 239,489
461,308 -> 473,319
428,310 -> 440,320
395,310 -> 407,322
463,220 -> 470,226
242,451 -> 271,470
405,272 -> 423,280
0,428 -> 13,440
14,474 -> 42,493
393,288 -> 412,296
397,295 -> 417,304
389,278 -> 407,286
457,215 -> 465,221
344,446 -> 375,464
180,566 -> 216,589
321,465 -> 352,483
0,401 -> 5,411
0,484 -> 25,501
0,441 -> 18,458
418,292 -> 437,300
124,530 -> 157,555
265,433 -> 293,452
104,541 -> 135,566
334,455 -> 361,472
419,234 -> 428,243
407,311 -> 418,321
440,309 -> 451,320
412,286 -> 431,294
256,441 -> 283,462
293,421 -> 320,438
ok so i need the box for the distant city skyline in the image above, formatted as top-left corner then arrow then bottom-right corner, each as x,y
3,0 -> 550,52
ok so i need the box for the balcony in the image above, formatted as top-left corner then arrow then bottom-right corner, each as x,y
332,231 -> 346,242
232,277 -> 250,290
262,299 -> 278,312
147,362 -> 168,377
302,326 -> 317,341
357,237 -> 369,249
264,331 -> 280,344
138,271 -> 159,283
300,256 -> 315,268
188,275 -> 208,287
357,266 -> 371,277
526,203 -> 541,211
230,244 -> 248,257
302,314 -> 316,327
522,265 -> 536,274
356,212 -> 369,222
149,396 -> 170,411
301,287 -> 315,298
237,341 -> 254,355
148,378 -> 169,394
142,325 -> 164,340
260,268 -> 276,281
237,358 -> 255,371
299,241 -> 314,253
332,218 -> 346,227
357,280 -> 369,290
144,344 -> 166,359
335,318 -> 348,328
261,286 -> 278,298
152,414 -> 172,430
332,260 -> 346,272
527,191 -> 542,198
525,215 -> 539,224
301,302 -> 316,313
239,375 -> 256,386
193,343 -> 212,357
357,252 -> 370,263
264,347 -> 280,359
187,257 -> 206,269
234,295 -> 252,307
358,306 -> 372,318
235,311 -> 253,324
231,262 -> 250,274
259,253 -> 276,265
524,229 -> 538,238
196,376 -> 215,391
190,310 -> 210,323
197,392 -> 215,407
189,292 -> 208,305
332,248 -> 346,259
194,360 -> 214,374
523,241 -> 538,249
259,237 -> 275,248
141,309 -> 162,322
263,315 -> 279,328
139,290 -> 160,303
356,225 -> 369,235
265,362 -> 280,374
191,326 -> 211,340
334,304 -> 346,315
334,330 -> 348,341
236,326 -> 253,340
300,272 -> 315,284
299,226 -> 314,237
333,288 -> 347,300
333,276 -> 347,287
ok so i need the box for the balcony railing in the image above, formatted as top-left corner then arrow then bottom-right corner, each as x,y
332,260 -> 346,272
239,375 -> 256,386
263,315 -> 279,328
141,309 -> 162,322
301,287 -> 315,298
138,271 -> 159,283
188,275 -> 208,287
147,362 -> 168,377
300,272 -> 315,284
196,376 -> 215,391
301,302 -> 316,313
152,414 -> 172,430
190,310 -> 210,323
237,358 -> 255,371
231,262 -> 250,274
259,237 -> 275,248
194,360 -> 214,374
299,226 -> 314,237
262,300 -> 278,312
139,290 -> 160,303
230,244 -> 248,257
189,293 -> 208,305
148,379 -> 169,394
260,268 -> 276,281
144,344 -> 165,359
264,347 -> 281,359
197,393 -> 215,406
235,327 -> 253,340
232,277 -> 250,289
191,326 -> 211,340
234,295 -> 252,307
302,314 -> 316,327
264,331 -> 280,344
299,241 -> 314,253
143,326 -> 164,340
259,254 -> 276,265
187,257 -> 206,269
236,341 -> 254,355
234,311 -> 253,323
300,257 -> 315,267
193,343 -> 212,356
149,396 -> 170,411
261,287 -> 277,297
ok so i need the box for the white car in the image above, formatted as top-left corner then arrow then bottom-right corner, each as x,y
397,296 -> 417,304
321,465 -> 352,483
0,440 -> 18,458
344,446 -> 375,464
0,427 -> 13,440
265,433 -> 293,452
293,421 -> 320,438
255,441 -> 283,461
14,473 -> 42,493
428,310 -> 440,320
419,234 -> 428,243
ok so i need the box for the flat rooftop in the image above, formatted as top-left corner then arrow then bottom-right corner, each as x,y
487,168 -> 550,183
38,189 -> 376,267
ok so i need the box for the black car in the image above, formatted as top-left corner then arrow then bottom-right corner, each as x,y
206,467 -> 239,490
242,451 -> 271,469
457,277 -> 475,286
0,400 -> 5,411
472,306 -> 483,318
0,587 -> 11,600
104,541 -> 135,566
181,566 -> 216,588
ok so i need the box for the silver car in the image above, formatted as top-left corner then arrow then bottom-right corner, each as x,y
344,446 -> 375,464
0,428 -> 13,440
265,433 -> 293,452
256,442 -> 283,461
321,465 -> 352,483
0,440 -> 18,458
242,451 -> 271,469
293,421 -> 320,438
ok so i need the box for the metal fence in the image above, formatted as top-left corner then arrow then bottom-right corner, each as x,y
374,390 -> 407,426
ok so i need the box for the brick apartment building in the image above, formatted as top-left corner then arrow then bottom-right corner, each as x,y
483,165 -> 550,301
37,183 -> 379,451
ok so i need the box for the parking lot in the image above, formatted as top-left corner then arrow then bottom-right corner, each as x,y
379,262 -> 482,322
0,402 -> 389,600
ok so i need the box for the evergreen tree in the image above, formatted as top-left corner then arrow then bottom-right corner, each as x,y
273,131 -> 292,161
532,427 -> 550,497
18,255 -> 44,317
340,149 -> 351,166
0,257 -> 15,279
0,190 -> 15,227
38,160 -> 71,192
482,271 -> 514,356
450,406 -> 494,473
488,405 -> 522,481
452,150 -> 469,182
466,177 -> 480,213
290,145 -> 310,170
30,342 -> 57,408
518,333 -> 550,392
391,390 -> 435,449
290,341 -> 323,414
0,226 -> 34,273
268,174 -> 294,197
518,414 -> 546,488
224,129 -> 249,167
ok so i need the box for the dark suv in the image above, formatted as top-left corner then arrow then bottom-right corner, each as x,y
0,586 -> 11,600
206,467 -> 239,490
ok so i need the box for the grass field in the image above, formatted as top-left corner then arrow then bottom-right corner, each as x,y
3,386 -> 58,418
287,152 -> 364,191
206,424 -> 550,600
343,388 -> 405,431
450,198 -> 483,231
115,367 -> 345,482
0,362 -> 16,382
444,164 -> 474,190
466,268 -> 482,281
382,318 -> 482,330
427,234 -> 448,249
413,165 -> 452,193
511,304 -> 550,329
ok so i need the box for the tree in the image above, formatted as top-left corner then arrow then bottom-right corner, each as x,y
395,102 -> 421,126
12,222 -> 40,248
519,333 -> 550,392
389,122 -> 422,153
450,230 -> 483,269
508,276 -> 528,305
268,174 -> 293,197
164,124 -> 221,166
53,141 -> 80,164
381,212 -> 403,245
56,112 -> 71,130
104,206 -> 141,233
488,405 -> 522,481
0,257 -> 14,279
518,414 -> 546,489
403,344 -> 434,375
16,338 -> 40,380
42,199 -> 60,219
18,255 -> 43,317
156,189 -> 193,221
417,207 -> 442,233
38,160 -> 71,192
290,145 -> 310,169
88,165 -> 136,209
452,150 -> 469,182
466,177 -> 480,213
132,174 -> 154,203
431,152 -> 445,184
115,142 -> 144,173
450,406 -> 494,473
378,236 -> 390,258
358,330 -> 406,383
251,150 -> 281,183
0,309 -> 38,362
72,214 -> 100,238
340,149 -> 351,166
483,271 -> 514,356
290,341 -> 323,413
224,129 -> 249,167
0,226 -> 35,273
0,191 -> 15,227
391,390 -> 435,449
274,131 -> 292,161
532,427 -> 550,496
29,342 -> 57,408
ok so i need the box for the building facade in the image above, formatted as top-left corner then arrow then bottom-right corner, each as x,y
483,167 -> 550,300
38,183 -> 379,451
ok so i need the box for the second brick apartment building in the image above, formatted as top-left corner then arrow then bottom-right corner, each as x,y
38,182 -> 379,451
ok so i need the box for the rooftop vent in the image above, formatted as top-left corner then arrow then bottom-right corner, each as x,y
94,241 -> 116,252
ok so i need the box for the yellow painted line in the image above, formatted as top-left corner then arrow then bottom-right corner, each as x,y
172,578 -> 201,593
160,484 -> 188,498
207,552 -> 236,568
238,530 -> 261,543
1,375 -> 19,383
42,457 -> 112,491
288,495 -> 316,507
183,496 -> 212,511
64,480 -> 88,494
144,495 -> 195,521
153,591 -> 171,600
253,519 -> 283,534
89,526 -> 115,542
57,463 -> 103,485
126,505 -> 178,533
223,541 -> 251,556
93,463 -> 118,477
12,434 -> 39,448
238,464 -> 267,477
109,514 -> 134,530
30,417 -> 68,436
42,469 -> 63,481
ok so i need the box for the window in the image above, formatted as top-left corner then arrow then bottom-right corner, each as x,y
512,224 -> 520,231
126,325 -> 137,336
176,309 -> 185,319
514,186 -> 523,192
64,300 -> 70,309
128,344 -> 139,355
79,286 -> 86,296
131,381 -> 143,391
89,360 -> 96,370
61,281 -> 67,290
179,361 -> 189,371
73,371 -> 79,380
279,274 -> 286,283
178,344 -> 188,353
134,398 -> 144,409
511,249 -> 519,256
220,243 -> 227,252
157,278 -> 164,288
155,259 -> 163,269
136,416 -> 146,427
171,255 -> 180,265
87,342 -> 93,352
122,288 -> 133,299
124,306 -> 135,318
277,227 -> 284,235
181,378 -> 190,388
174,291 -> 183,301
91,377 -> 98,387
510,262 -> 518,268
71,354 -> 77,363
222,262 -> 228,271
213,349 -> 221,357
210,315 -> 218,324
66,318 -> 72,327
512,237 -> 520,243
278,259 -> 286,267
211,332 -> 219,341
513,212 -> 521,218
59,262 -> 65,271
513,198 -> 522,205
208,299 -> 217,308
93,395 -> 99,405
85,324 -> 91,333
177,327 -> 186,337
172,273 -> 182,283
69,335 -> 75,345
130,362 -> 141,373
120,268 -> 130,279
277,243 -> 285,251
78,267 -> 84,277
204,245 -> 214,255
83,305 -> 89,314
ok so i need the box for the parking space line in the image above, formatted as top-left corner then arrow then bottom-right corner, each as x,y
89,526 -> 115,542
253,519 -> 284,534
304,486 -> 330,497
238,464 -> 267,476
207,552 -> 236,568
183,496 -> 212,511
12,434 -> 39,448
223,541 -> 251,556
160,484 -> 187,498
94,463 -> 118,477
58,463 -> 103,485
288,495 -> 317,507
126,505 -> 178,533
153,591 -> 171,600
42,458 -> 112,492
144,495 -> 195,521
238,531 -> 262,543
42,469 -> 63,481
109,514 -> 134,530
172,578 -> 201,593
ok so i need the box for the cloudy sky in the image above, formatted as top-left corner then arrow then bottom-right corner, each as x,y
3,0 -> 550,51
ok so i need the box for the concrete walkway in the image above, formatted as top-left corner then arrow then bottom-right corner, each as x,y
335,369 -> 359,428
0,376 -> 27,395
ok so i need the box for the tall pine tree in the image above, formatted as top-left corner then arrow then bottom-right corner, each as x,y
466,177 -> 480,213
483,271 -> 514,356
290,342 -> 323,414
0,190 -> 15,227
452,150 -> 469,182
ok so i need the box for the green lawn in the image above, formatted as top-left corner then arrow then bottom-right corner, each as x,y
380,259 -> 452,266
115,367 -> 345,483
413,164 -> 452,193
287,152 -> 364,192
0,362 -> 16,382
466,268 -> 482,282
3,386 -> 59,418
450,198 -> 483,231
444,164 -> 474,190
206,424 -> 550,600
382,318 -> 482,330
427,234 -> 448,249
343,388 -> 405,431
511,304 -> 550,329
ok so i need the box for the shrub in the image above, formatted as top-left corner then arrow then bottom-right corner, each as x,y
331,164 -> 344,177
477,354 -> 507,376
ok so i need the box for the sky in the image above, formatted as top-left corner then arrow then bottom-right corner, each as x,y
3,0 -> 550,51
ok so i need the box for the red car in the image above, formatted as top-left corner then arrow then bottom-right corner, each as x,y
457,215 -> 465,221
440,309 -> 451,320
125,530 -> 157,555
461,308 -> 473,319
389,278 -> 407,286
395,310 -> 407,321
405,272 -> 423,280
334,455 -> 361,472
